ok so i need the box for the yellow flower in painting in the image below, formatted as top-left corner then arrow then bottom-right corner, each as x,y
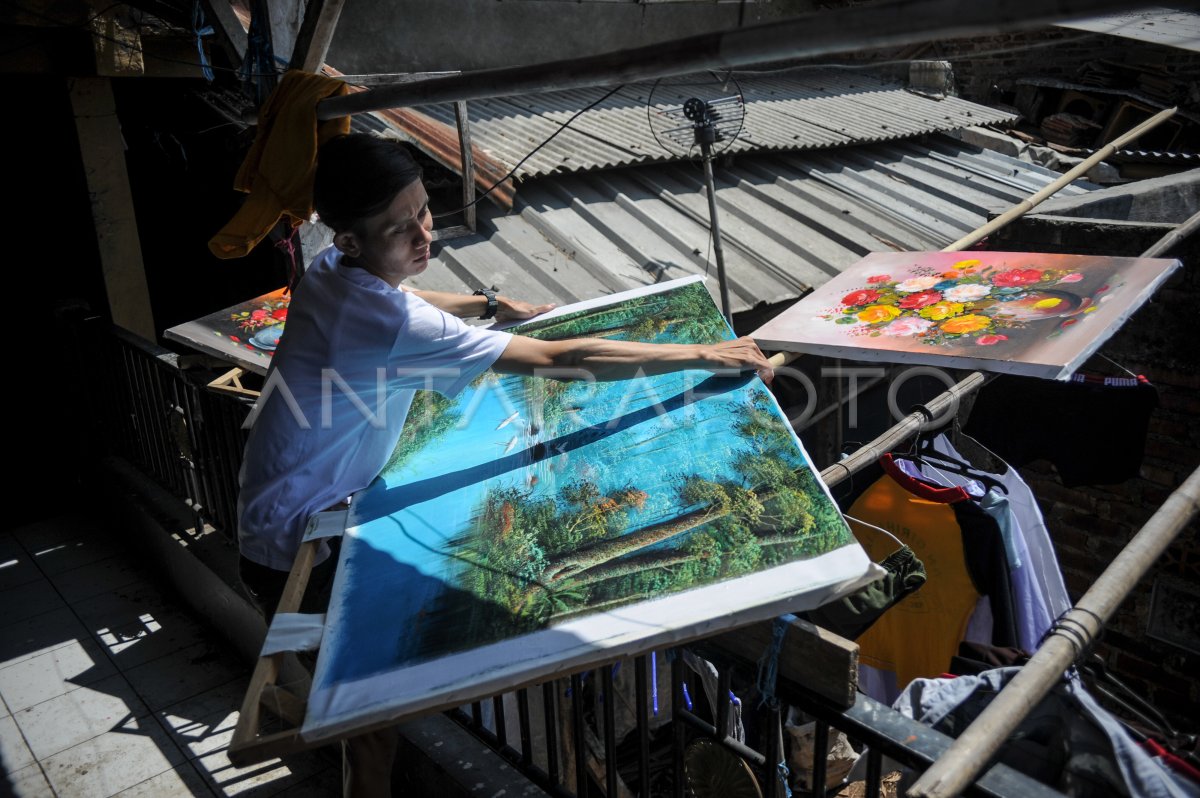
856,304 -> 902,324
918,301 -> 965,321
940,314 -> 991,334
1033,297 -> 1063,309
954,258 -> 981,270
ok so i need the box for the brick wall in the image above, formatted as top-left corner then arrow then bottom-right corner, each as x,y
991,217 -> 1200,727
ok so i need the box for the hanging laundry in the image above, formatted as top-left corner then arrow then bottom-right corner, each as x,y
919,433 -> 1074,648
845,460 -> 1018,698
964,373 -> 1158,487
892,669 -> 1197,797
209,70 -> 352,259
801,545 -> 927,641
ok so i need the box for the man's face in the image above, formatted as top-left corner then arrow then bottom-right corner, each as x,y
338,179 -> 433,286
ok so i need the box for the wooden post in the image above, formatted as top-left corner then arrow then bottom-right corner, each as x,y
288,0 -> 347,73
454,101 -> 478,232
69,77 -> 156,341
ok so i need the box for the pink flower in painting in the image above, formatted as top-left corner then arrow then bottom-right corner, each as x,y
976,334 -> 1008,346
271,307 -> 289,321
883,317 -> 934,337
867,274 -> 891,284
842,289 -> 882,306
992,269 -> 1045,287
898,290 -> 942,310
1057,272 -> 1083,284
251,308 -> 269,320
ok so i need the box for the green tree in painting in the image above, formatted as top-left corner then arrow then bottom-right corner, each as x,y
451,388 -> 845,629
383,391 -> 460,475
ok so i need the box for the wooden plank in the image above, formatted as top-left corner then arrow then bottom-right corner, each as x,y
200,0 -> 247,66
710,614 -> 858,708
69,77 -> 156,341
454,101 -> 477,232
289,0 -> 346,72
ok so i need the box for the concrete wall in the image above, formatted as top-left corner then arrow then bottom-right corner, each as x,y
326,1 -> 818,75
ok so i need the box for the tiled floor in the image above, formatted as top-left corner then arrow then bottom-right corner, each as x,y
0,514 -> 339,797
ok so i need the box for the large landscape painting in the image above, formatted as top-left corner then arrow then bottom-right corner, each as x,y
303,277 -> 876,741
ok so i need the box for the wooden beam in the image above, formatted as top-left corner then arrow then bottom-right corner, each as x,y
454,101 -> 477,232
316,0 -> 1160,119
710,614 -> 858,708
69,77 -> 156,341
288,0 -> 346,72
200,0 -> 247,67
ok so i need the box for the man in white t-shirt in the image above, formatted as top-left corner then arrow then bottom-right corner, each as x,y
236,133 -> 772,797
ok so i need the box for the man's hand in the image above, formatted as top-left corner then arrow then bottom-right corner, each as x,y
496,296 -> 555,322
702,337 -> 775,385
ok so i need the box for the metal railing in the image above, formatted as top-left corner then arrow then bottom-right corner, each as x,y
90,321 -> 249,538
447,648 -> 1062,798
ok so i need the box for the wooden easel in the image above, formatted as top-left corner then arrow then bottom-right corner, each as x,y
208,367 -> 262,399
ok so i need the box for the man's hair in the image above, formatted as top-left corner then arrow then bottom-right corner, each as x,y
313,134 -> 423,233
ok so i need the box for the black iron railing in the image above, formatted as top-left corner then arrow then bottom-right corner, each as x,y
92,322 -> 249,538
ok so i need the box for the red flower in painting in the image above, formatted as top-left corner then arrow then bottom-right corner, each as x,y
898,290 -> 941,310
251,308 -> 269,320
977,334 -> 1008,346
866,275 -> 890,284
992,269 -> 1045,287
271,307 -> 288,321
842,289 -> 882,306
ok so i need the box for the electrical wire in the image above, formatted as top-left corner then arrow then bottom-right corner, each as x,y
431,83 -> 628,219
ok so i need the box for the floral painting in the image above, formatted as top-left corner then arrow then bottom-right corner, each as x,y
753,252 -> 1180,379
165,288 -> 290,374
301,277 -> 877,740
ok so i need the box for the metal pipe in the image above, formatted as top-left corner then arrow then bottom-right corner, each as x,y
907,462 -> 1200,798
316,0 -> 1153,120
701,141 -> 734,324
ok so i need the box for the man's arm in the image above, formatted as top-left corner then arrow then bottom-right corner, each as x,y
494,335 -> 774,384
411,290 -> 554,322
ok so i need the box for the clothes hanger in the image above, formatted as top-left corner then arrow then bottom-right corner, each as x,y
1080,654 -> 1197,754
888,431 -> 1009,495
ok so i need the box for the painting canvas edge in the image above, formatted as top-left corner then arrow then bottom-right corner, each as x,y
302,544 -> 880,743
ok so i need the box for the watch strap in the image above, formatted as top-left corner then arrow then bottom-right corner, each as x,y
474,287 -> 498,320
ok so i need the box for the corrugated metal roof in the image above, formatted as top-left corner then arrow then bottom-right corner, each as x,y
388,69 -> 1018,184
405,135 -> 1095,314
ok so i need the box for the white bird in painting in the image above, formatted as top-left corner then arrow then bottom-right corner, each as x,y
503,436 -> 520,454
496,411 -> 521,430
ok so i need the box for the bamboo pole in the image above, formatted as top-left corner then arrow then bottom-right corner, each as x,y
907,462 -> 1200,798
941,107 -> 1178,252
1142,207 -> 1200,258
818,372 -> 987,486
315,0 -> 1154,120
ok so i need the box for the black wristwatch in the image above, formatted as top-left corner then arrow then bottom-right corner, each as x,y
474,287 -> 498,320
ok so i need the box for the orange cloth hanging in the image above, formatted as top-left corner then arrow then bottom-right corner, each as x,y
209,70 -> 351,259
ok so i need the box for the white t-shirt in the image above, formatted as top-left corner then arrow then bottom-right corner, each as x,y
237,247 -> 512,570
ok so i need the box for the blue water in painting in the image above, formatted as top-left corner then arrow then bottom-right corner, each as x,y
317,364 -> 812,689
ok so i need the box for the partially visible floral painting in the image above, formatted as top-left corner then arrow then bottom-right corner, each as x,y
165,288 -> 290,374
753,252 -> 1180,379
